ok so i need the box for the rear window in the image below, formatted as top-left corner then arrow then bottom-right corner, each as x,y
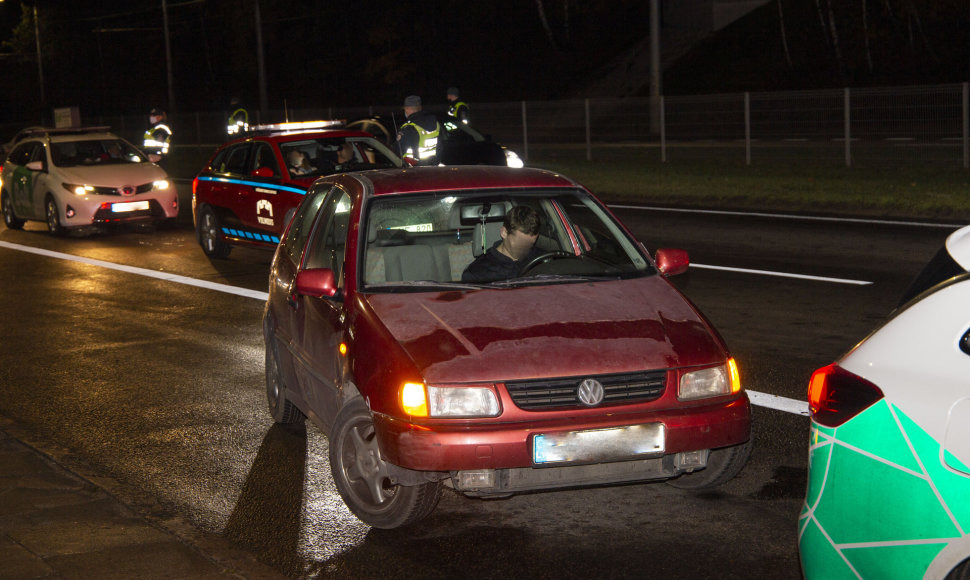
897,246 -> 967,307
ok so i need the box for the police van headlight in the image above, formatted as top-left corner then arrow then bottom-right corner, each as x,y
505,149 -> 524,168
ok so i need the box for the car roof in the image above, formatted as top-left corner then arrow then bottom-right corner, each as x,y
354,166 -> 580,196
946,224 -> 970,269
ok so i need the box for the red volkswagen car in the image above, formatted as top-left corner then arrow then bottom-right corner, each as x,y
263,166 -> 751,528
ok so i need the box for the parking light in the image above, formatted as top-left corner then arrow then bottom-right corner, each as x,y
401,382 -> 428,417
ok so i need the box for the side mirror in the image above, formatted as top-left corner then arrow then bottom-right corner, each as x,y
655,248 -> 689,276
252,166 -> 274,178
295,268 -> 339,299
26,160 -> 44,172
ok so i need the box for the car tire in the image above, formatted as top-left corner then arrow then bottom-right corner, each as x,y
198,205 -> 231,259
45,195 -> 65,236
1,191 -> 25,230
329,398 -> 441,529
265,341 -> 306,426
947,557 -> 970,580
666,439 -> 752,490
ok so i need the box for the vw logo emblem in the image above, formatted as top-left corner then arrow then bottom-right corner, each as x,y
120,186 -> 135,196
576,379 -> 605,406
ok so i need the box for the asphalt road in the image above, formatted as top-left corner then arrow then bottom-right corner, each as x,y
0,186 -> 959,579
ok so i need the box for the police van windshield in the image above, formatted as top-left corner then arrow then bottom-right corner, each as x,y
51,139 -> 147,167
280,137 -> 401,178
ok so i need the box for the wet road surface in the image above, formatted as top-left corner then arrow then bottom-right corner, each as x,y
0,196 -> 957,578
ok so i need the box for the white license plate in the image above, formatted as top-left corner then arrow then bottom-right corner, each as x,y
112,201 -> 150,213
533,423 -> 665,465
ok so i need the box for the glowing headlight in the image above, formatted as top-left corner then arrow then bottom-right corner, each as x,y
678,359 -> 741,401
428,386 -> 500,417
153,180 -> 170,190
401,382 -> 428,417
63,183 -> 93,196
504,149 -> 524,168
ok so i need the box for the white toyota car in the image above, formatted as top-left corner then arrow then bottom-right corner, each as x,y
1,127 -> 177,235
799,224 -> 970,579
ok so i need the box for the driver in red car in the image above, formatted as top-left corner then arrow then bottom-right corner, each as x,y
462,205 -> 544,283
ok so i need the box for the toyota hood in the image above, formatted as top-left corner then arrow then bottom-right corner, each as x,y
365,276 -> 728,384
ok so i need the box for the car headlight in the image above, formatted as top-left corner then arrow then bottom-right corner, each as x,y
153,179 -> 170,190
504,149 -> 524,168
63,183 -> 94,196
678,358 -> 741,401
400,383 -> 501,417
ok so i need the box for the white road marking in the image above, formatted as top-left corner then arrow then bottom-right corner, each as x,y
610,204 -> 962,229
0,241 -> 270,301
692,263 -> 872,285
1,240 -> 810,416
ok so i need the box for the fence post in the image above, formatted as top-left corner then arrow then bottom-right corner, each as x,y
963,83 -> 970,169
660,95 -> 667,164
844,88 -> 851,168
744,91 -> 751,166
585,98 -> 592,162
521,100 -> 529,162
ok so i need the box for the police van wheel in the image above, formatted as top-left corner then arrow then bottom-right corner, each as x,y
1,191 -> 25,230
45,196 -> 65,236
198,206 -> 231,259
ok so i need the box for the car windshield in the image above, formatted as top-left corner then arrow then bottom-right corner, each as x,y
50,139 -> 147,167
280,136 -> 401,178
361,188 -> 654,291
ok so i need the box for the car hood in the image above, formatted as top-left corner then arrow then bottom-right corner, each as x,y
364,276 -> 727,384
56,164 -> 168,187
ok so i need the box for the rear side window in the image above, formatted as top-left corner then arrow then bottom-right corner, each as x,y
8,142 -> 38,166
224,144 -> 251,175
898,246 -> 966,307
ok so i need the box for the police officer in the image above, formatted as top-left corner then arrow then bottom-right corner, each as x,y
397,95 -> 440,165
143,108 -> 172,157
446,87 -> 470,124
227,97 -> 249,137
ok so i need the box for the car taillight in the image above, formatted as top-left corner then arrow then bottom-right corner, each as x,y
807,364 -> 884,428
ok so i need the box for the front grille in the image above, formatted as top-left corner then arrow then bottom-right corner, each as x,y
505,370 -> 668,411
89,183 -> 154,196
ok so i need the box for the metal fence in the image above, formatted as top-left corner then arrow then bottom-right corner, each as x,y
6,83 -> 969,168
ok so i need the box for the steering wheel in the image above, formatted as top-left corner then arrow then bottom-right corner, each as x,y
518,251 -> 575,275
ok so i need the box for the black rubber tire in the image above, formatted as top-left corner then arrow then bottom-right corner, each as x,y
198,205 -> 231,259
44,195 -> 64,236
666,439 -> 752,490
947,557 -> 970,580
1,191 -> 25,230
265,341 -> 306,426
329,398 -> 441,529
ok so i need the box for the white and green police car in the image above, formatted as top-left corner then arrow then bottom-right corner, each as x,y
1,126 -> 177,235
799,224 -> 970,579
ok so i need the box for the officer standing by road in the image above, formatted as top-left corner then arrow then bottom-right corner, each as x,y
226,97 -> 249,137
446,87 -> 470,124
142,108 -> 172,158
397,95 -> 440,165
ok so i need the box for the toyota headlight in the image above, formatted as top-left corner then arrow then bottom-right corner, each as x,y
152,179 -> 170,190
504,149 -> 524,168
678,359 -> 741,401
63,183 -> 94,196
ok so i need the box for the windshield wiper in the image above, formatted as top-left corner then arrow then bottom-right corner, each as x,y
367,280 -> 484,291
497,274 -> 620,287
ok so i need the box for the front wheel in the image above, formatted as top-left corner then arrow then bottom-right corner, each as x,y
1,191 -> 25,230
329,398 -> 441,529
666,439 -> 752,490
45,196 -> 64,236
198,205 -> 231,258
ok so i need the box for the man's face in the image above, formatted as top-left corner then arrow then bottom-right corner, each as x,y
500,227 -> 539,261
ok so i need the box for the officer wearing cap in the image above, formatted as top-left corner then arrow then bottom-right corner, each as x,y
397,95 -> 440,165
446,87 -> 470,124
143,108 -> 172,157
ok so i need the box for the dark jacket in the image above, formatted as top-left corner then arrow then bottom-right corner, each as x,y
461,242 -> 542,283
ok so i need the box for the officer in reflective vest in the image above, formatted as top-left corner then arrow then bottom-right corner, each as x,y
446,87 -> 470,124
142,108 -> 172,157
397,95 -> 440,165
227,97 -> 249,137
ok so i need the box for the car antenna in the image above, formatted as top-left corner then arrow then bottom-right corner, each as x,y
390,112 -> 404,158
